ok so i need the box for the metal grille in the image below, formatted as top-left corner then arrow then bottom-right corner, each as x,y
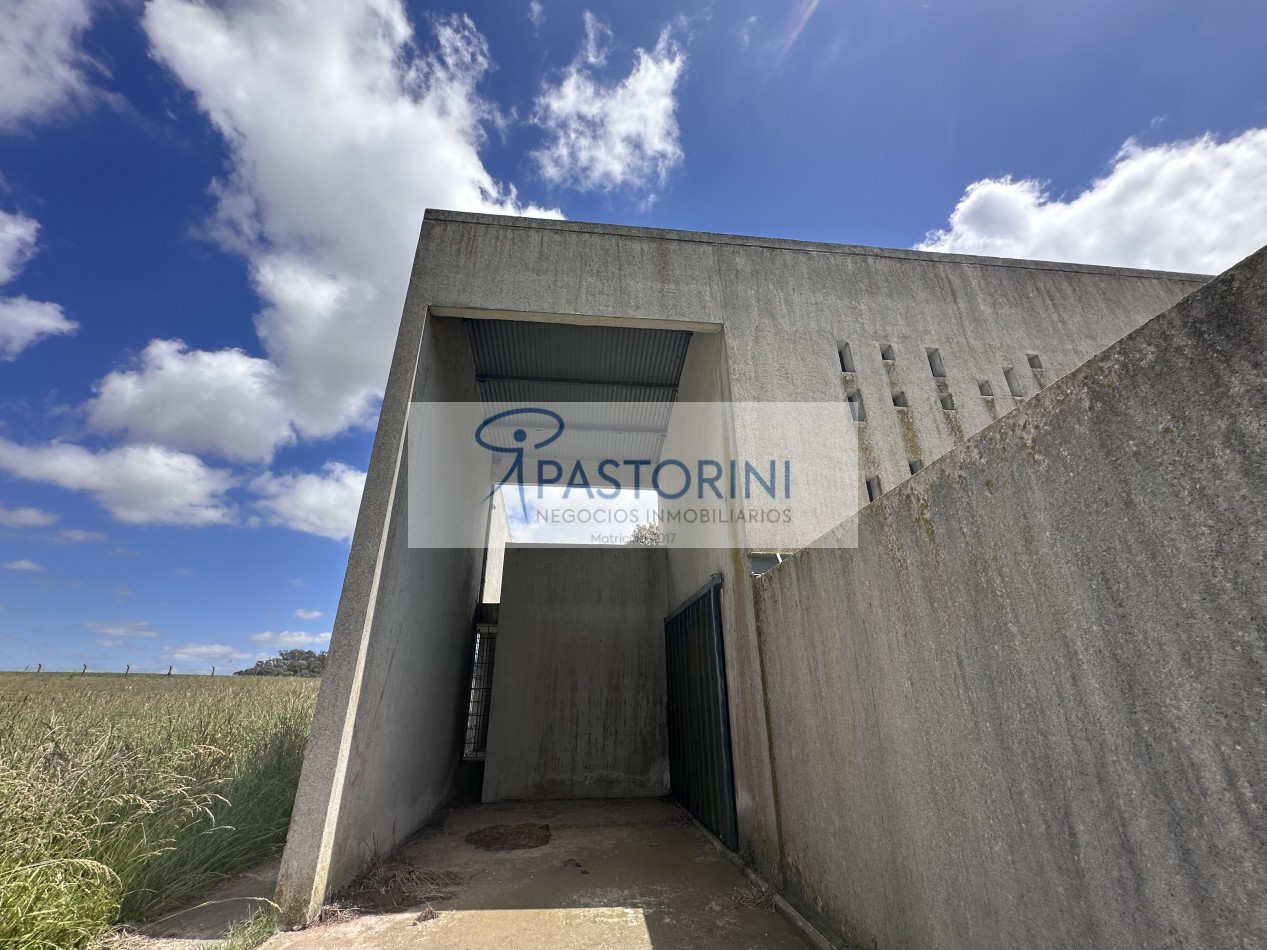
664,574 -> 738,849
463,623 -> 497,759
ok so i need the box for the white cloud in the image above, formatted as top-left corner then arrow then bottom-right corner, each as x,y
293,608 -> 322,620
87,619 -> 159,638
0,297 -> 78,360
98,639 -> 123,648
918,128 -> 1267,274
0,437 -> 236,526
53,528 -> 104,542
582,11 -> 613,66
114,585 -> 135,601
532,15 -> 687,196
134,2 -> 560,461
529,1 -> 544,33
164,642 -> 251,663
248,630 -> 331,648
252,461 -> 365,541
0,211 -> 40,284
86,339 -> 293,463
0,505 -> 57,527
0,0 -> 98,129
0,211 -> 77,360
2,558 -> 46,571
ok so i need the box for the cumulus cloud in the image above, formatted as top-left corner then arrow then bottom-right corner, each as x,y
87,339 -> 293,463
0,211 -> 77,360
529,1 -> 544,33
164,642 -> 251,664
2,559 -> 46,571
293,608 -> 322,620
532,14 -> 687,196
0,438 -> 236,526
86,619 -> 159,638
0,0 -> 99,128
918,128 -> 1267,274
0,505 -> 57,528
252,462 -> 365,541
132,1 -> 560,464
249,630 -> 331,648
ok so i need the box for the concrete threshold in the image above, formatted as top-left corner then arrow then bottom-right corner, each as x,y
266,797 -> 812,949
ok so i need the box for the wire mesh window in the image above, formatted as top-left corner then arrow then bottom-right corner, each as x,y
463,624 -> 497,759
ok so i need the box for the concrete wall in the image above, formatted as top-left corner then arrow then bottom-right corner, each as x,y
276,312 -> 487,923
482,545 -> 670,801
752,248 -> 1267,949
418,210 -> 1203,880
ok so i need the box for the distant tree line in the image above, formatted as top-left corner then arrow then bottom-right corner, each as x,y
234,648 -> 327,677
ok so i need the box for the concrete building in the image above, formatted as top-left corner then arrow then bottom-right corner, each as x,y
276,212 -> 1266,948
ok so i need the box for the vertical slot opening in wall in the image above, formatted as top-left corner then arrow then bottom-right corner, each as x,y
463,622 -> 497,759
847,389 -> 866,422
1027,353 -> 1043,369
940,393 -> 956,411
838,342 -> 856,373
865,476 -> 882,502
879,343 -> 895,362
1004,366 -> 1024,398
926,347 -> 946,378
909,459 -> 924,475
978,379 -> 994,397
891,390 -> 908,408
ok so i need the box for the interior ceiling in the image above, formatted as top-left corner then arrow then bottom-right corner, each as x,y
466,319 -> 692,464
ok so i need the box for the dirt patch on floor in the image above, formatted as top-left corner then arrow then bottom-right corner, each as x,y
464,823 -> 552,851
320,859 -> 462,921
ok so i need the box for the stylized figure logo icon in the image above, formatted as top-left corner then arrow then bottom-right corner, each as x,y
476,408 -> 566,518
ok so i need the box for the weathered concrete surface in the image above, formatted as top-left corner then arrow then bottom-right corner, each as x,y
265,799 -> 809,949
279,211 -> 1209,919
483,546 -> 670,801
418,211 -> 1205,880
276,315 -> 487,923
753,247 -> 1267,949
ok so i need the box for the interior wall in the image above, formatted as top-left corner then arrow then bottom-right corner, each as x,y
277,314 -> 488,923
482,545 -> 670,801
752,249 -> 1267,949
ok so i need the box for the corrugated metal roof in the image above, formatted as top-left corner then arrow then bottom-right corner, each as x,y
466,319 -> 692,464
467,320 -> 690,387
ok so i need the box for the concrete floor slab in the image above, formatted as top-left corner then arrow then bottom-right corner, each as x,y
266,798 -> 810,949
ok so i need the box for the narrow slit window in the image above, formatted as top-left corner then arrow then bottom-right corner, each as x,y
463,623 -> 498,759
909,459 -> 924,475
940,393 -> 956,411
1027,353 -> 1043,370
865,476 -> 882,502
847,389 -> 866,422
978,379 -> 994,397
838,343 -> 856,373
926,347 -> 946,378
1004,366 -> 1024,398
892,390 -> 909,408
879,343 -> 895,362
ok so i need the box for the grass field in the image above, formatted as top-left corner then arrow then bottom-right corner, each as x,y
0,672 -> 319,949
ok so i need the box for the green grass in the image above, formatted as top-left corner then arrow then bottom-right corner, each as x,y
0,673 -> 319,949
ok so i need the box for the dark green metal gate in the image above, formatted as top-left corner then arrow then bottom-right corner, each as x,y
664,573 -> 738,849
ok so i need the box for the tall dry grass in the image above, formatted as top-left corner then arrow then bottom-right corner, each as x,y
0,673 -> 318,949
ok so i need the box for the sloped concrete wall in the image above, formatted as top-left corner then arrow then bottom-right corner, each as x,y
482,545 -> 670,801
276,315 -> 487,924
753,248 -> 1266,949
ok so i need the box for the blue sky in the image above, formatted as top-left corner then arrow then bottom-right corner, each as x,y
1,0 -> 1265,672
